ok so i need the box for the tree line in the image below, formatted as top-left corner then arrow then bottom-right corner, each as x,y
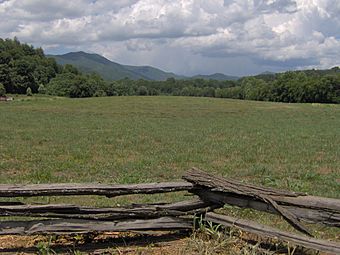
1,38 -> 339,103
0,37 -> 60,94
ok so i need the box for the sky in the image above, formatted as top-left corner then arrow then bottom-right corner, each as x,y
0,0 -> 340,76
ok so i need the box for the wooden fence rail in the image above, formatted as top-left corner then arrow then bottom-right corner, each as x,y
0,182 -> 194,197
206,212 -> 340,254
184,168 -> 340,228
0,168 -> 339,254
0,217 -> 192,235
0,199 -> 216,221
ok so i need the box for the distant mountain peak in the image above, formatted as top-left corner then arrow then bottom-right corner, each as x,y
192,72 -> 239,81
260,71 -> 275,75
49,51 -> 238,81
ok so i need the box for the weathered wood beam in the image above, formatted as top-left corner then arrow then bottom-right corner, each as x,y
196,190 -> 340,227
0,199 -> 218,220
274,195 -> 340,212
183,168 -> 340,214
125,198 -> 219,213
205,212 -> 340,254
0,182 -> 194,197
0,217 -> 192,235
183,168 -> 314,236
0,205 -> 183,220
1,210 -> 185,221
0,199 -> 212,214
183,167 -> 304,197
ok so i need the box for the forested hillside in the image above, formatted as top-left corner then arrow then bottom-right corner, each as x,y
50,51 -> 239,81
50,51 -> 184,81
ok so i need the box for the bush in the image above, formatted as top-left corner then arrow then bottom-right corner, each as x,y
26,87 -> 33,96
38,84 -> 46,94
93,89 -> 107,97
0,83 -> 6,96
137,86 -> 148,96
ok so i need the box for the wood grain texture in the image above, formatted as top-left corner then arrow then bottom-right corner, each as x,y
205,212 -> 340,254
183,167 -> 304,197
0,199 -> 217,220
183,168 -> 315,236
196,190 -> 340,227
0,217 -> 192,235
0,182 -> 194,197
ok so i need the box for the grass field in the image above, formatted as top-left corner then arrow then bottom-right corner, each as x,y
1,96 -> 339,195
0,95 -> 339,251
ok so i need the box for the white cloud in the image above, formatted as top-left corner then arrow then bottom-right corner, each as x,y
0,0 -> 339,75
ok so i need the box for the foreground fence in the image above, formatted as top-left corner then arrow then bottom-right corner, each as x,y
0,168 -> 339,253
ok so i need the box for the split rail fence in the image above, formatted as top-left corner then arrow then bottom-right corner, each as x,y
0,168 -> 339,253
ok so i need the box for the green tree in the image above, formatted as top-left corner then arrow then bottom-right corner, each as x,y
46,73 -> 76,97
107,79 -> 135,96
180,86 -> 192,96
0,82 -> 6,96
223,86 -> 244,99
0,38 -> 61,94
137,86 -> 148,95
241,77 -> 270,101
201,87 -> 215,97
63,64 -> 80,75
69,75 -> 95,98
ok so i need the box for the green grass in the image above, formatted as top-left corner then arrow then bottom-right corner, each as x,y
1,95 -> 339,241
0,96 -> 339,197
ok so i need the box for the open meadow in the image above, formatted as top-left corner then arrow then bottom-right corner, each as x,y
1,96 -> 339,194
0,95 -> 339,249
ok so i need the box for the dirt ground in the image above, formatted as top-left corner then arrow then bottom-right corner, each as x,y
0,231 -> 332,255
0,232 -> 195,255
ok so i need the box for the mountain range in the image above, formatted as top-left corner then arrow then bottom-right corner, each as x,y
48,51 -> 239,81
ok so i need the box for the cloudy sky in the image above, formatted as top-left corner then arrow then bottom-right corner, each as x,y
0,0 -> 340,76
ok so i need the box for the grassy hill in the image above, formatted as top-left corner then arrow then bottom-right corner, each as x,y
49,51 -> 184,81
